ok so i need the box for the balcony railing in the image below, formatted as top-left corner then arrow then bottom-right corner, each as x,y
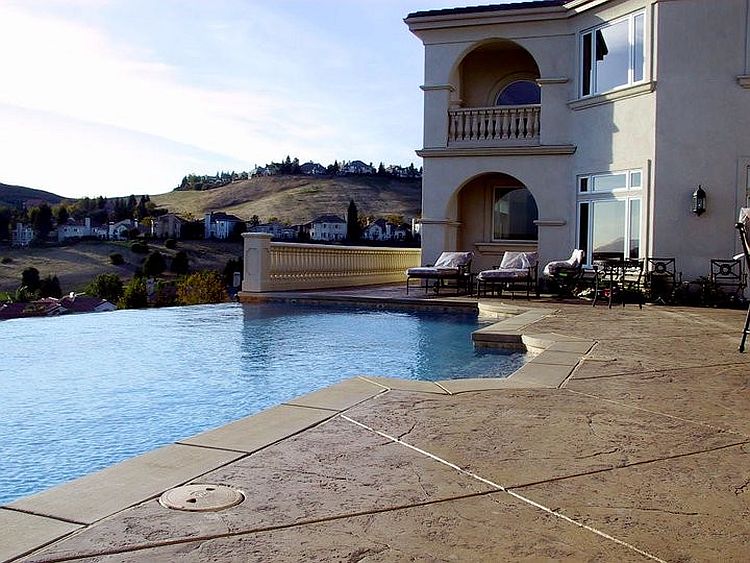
242,233 -> 421,292
448,105 -> 540,144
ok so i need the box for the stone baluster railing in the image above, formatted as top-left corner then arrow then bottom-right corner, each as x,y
242,233 -> 422,292
448,105 -> 540,144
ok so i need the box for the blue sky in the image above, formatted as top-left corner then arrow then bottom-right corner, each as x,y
0,1 -> 519,198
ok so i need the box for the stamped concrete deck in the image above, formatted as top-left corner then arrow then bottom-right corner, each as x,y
2,288 -> 749,562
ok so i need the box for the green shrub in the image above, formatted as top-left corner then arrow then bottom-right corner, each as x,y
21,267 -> 41,292
143,250 -> 166,276
170,251 -> 189,275
223,257 -> 243,286
176,270 -> 227,305
39,275 -> 62,298
86,273 -> 123,303
109,252 -> 125,266
130,241 -> 149,254
118,277 -> 148,309
1,256 -> 12,264
164,238 -> 177,250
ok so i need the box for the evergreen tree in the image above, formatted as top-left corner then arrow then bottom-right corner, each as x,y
170,251 -> 189,275
0,206 -> 12,241
97,195 -> 106,209
249,214 -> 260,227
143,250 -> 166,276
30,204 -> 54,240
346,199 -> 360,242
377,162 -> 386,176
54,205 -> 69,226
39,275 -> 62,298
21,267 -> 41,293
86,273 -> 124,303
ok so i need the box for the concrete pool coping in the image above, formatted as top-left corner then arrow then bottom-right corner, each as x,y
0,299 -> 587,562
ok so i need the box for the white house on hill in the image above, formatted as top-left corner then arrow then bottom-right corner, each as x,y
406,0 -> 750,279
204,212 -> 244,239
310,215 -> 346,241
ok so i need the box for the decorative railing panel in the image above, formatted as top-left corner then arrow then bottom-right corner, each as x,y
448,105 -> 540,144
242,233 -> 421,292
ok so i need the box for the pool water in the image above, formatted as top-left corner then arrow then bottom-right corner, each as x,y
0,302 -> 525,505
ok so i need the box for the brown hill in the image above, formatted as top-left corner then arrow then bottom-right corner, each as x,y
151,175 -> 422,224
0,182 -> 64,208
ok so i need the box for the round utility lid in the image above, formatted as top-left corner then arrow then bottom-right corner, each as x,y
159,484 -> 244,512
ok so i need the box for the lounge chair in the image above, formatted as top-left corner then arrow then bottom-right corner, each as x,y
543,249 -> 585,295
406,251 -> 473,295
476,251 -> 538,299
736,208 -> 750,352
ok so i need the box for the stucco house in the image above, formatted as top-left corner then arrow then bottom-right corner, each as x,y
57,217 -> 93,242
340,160 -> 376,176
204,212 -> 244,240
247,220 -> 298,240
11,222 -> 34,247
151,213 -> 186,239
310,214 -> 346,241
406,0 -> 750,280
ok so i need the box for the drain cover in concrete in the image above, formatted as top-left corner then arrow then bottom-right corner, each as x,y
159,484 -> 244,512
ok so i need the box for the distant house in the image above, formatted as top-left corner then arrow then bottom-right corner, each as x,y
152,213 -> 186,239
247,221 -> 297,240
109,219 -> 135,241
362,219 -> 411,241
299,162 -> 327,176
340,160 -> 375,176
57,217 -> 93,242
251,164 -> 280,177
204,211 -> 244,240
11,223 -> 34,247
310,214 -> 346,242
59,293 -> 117,314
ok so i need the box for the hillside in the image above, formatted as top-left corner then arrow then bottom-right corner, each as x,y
151,175 -> 422,224
0,183 -> 64,208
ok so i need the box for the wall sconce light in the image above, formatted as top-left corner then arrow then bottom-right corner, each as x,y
692,185 -> 707,216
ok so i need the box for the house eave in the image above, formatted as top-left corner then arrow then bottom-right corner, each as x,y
405,6 -> 568,32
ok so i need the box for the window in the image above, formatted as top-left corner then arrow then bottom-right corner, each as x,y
493,186 -> 538,241
496,80 -> 541,106
577,170 -> 642,262
581,11 -> 645,96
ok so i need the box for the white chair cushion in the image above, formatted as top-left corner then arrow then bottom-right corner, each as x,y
478,268 -> 529,281
433,251 -> 473,268
406,267 -> 459,277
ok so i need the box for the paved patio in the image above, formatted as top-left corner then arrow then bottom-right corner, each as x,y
2,290 -> 749,562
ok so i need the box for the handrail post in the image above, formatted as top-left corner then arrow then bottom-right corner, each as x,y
242,232 -> 273,292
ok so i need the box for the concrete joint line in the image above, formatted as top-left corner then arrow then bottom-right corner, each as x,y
434,382 -> 454,395
0,506 -> 86,527
564,389 -> 750,438
356,376 -> 393,392
560,343 -> 599,388
278,402 -> 341,413
340,415 -> 666,563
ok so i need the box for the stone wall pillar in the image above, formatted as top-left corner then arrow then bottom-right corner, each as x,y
242,232 -> 272,293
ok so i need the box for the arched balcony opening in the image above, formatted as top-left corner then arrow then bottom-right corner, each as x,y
449,41 -> 542,146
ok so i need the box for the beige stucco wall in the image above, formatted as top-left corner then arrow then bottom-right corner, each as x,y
652,0 -> 750,278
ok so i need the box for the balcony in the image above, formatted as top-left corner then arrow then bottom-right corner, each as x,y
448,105 -> 540,146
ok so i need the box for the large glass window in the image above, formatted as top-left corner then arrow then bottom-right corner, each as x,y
493,186 -> 538,241
577,170 -> 642,262
581,11 -> 645,96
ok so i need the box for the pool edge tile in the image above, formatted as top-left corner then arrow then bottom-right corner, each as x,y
7,444 -> 242,526
357,376 -> 449,394
179,404 -> 336,453
0,509 -> 81,563
284,378 -> 387,411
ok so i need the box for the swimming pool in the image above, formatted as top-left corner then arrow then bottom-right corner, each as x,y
0,302 -> 525,505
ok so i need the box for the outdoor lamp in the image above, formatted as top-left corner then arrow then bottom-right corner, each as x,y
692,185 -> 707,216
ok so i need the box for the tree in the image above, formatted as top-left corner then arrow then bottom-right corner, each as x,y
29,204 -> 54,241
86,273 -> 123,303
0,206 -> 12,241
54,205 -> 69,226
143,250 -> 166,276
21,267 -> 41,293
135,195 -> 148,220
377,162 -> 387,176
170,251 -> 189,275
223,257 -> 243,286
346,199 -> 360,242
248,214 -> 260,227
176,271 -> 227,305
118,277 -> 148,309
38,275 -> 62,298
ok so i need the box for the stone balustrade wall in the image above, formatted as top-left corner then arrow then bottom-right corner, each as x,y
242,233 -> 421,292
448,105 -> 541,143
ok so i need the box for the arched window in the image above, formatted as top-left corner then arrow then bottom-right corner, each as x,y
496,80 -> 541,106
493,186 -> 538,240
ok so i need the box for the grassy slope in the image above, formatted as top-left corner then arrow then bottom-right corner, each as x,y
0,183 -> 64,207
0,240 -> 242,294
151,175 -> 422,223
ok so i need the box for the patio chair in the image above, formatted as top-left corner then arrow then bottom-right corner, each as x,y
736,208 -> 750,352
405,251 -> 473,295
476,251 -> 538,300
542,249 -> 585,295
643,257 -> 681,304
591,259 -> 644,308
709,258 -> 746,305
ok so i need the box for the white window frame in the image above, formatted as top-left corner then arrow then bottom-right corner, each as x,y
580,10 -> 646,97
576,169 -> 643,264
